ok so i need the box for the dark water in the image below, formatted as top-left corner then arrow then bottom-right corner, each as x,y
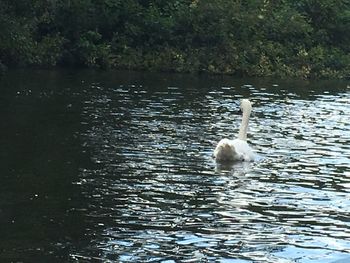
1,70 -> 349,262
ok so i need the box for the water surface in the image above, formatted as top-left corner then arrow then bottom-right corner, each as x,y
1,70 -> 349,262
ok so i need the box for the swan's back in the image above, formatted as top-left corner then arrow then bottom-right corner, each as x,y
214,138 -> 241,162
214,138 -> 255,162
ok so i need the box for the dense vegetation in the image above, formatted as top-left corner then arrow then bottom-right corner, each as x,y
1,0 -> 349,78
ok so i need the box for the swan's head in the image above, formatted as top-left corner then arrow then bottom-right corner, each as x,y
240,99 -> 252,114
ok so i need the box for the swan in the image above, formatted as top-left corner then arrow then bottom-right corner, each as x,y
214,99 -> 256,162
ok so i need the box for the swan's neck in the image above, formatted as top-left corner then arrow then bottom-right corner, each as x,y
237,109 -> 251,141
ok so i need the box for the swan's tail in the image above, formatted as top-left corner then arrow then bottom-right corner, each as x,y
214,139 -> 239,162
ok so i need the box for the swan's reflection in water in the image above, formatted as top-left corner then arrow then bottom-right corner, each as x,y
76,78 -> 350,262
215,160 -> 254,173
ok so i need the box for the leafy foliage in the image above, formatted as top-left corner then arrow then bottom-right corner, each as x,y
0,0 -> 349,78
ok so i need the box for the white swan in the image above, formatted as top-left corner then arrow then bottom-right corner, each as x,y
214,99 -> 256,162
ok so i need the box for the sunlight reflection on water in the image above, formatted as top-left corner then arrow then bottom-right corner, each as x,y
76,75 -> 350,262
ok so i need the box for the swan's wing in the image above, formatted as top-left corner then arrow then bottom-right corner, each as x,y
232,139 -> 256,162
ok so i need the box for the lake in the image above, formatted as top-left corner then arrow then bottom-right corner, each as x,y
1,70 -> 349,262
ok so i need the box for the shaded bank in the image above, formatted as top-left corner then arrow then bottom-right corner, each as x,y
1,0 -> 350,79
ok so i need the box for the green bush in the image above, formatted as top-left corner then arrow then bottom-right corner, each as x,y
33,34 -> 66,67
76,31 -> 116,68
0,0 -> 349,78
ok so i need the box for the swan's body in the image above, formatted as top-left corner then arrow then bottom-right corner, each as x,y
214,99 -> 256,162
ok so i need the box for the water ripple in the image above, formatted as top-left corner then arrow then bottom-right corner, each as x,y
75,79 -> 350,262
